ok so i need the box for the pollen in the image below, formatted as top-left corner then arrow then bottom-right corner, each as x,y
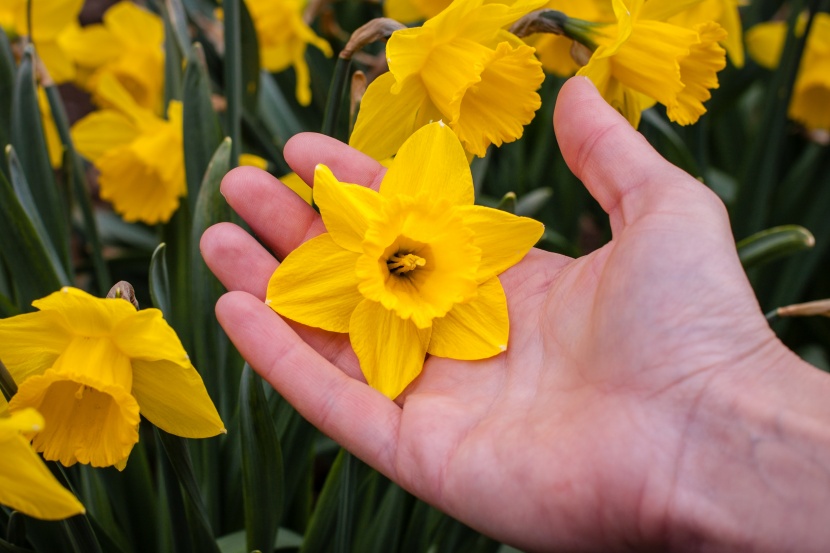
387,252 -> 426,275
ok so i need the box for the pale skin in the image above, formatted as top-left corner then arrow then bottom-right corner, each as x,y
201,77 -> 830,552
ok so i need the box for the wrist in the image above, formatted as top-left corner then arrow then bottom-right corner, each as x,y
666,339 -> 830,552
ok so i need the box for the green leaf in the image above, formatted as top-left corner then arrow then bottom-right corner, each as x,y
515,187 -> 553,217
257,71 -> 305,150
737,225 -> 815,270
165,0 -> 192,62
299,449 -> 352,553
183,43 -> 223,214
353,484 -> 413,553
155,430 -> 221,553
0,163 -> 63,307
223,0 -> 243,166
190,137 -> 234,409
239,364 -> 284,553
0,28 -> 15,179
149,243 -> 172,315
495,192 -> 516,214
6,146 -> 70,286
162,2 -> 185,105
238,0 -> 260,116
10,46 -> 70,273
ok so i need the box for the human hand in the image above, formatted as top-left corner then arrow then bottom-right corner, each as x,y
201,77 -> 830,552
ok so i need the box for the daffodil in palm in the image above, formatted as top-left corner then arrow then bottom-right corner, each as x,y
61,2 -> 164,113
575,0 -> 727,128
71,75 -> 185,224
666,0 -> 745,68
0,408 -> 85,520
746,13 -> 830,132
268,123 -> 543,399
350,0 -> 546,160
0,287 -> 225,470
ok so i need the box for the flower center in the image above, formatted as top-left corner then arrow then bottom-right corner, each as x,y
387,252 -> 426,275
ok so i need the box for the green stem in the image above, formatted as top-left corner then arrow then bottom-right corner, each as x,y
0,358 -> 18,401
223,0 -> 242,167
322,57 -> 352,140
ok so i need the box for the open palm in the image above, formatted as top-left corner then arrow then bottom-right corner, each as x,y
201,78 -> 783,551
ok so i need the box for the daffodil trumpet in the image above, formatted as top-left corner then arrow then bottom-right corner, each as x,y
267,122 -> 544,399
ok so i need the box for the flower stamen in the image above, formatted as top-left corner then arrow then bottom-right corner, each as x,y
387,252 -> 426,275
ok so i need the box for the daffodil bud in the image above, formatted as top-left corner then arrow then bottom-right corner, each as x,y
107,280 -> 139,309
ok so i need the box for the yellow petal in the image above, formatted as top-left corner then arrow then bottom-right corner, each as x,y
131,358 -> 225,438
240,153 -> 268,170
57,22 -> 121,68
386,27 -> 436,87
103,1 -> 164,47
0,410 -> 85,520
383,0 -> 429,23
267,234 -> 363,333
279,172 -> 313,204
745,21 -> 785,69
71,109 -> 139,162
111,308 -> 190,366
314,164 -> 383,253
31,287 -> 136,336
427,277 -> 508,359
450,41 -> 543,157
349,72 -> 430,161
455,205 -> 543,282
15,0 -> 83,40
0,308 -> 71,387
36,40 -> 76,84
349,299 -> 431,399
380,122 -> 474,206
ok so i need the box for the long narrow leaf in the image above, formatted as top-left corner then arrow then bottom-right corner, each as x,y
239,364 -> 284,553
10,46 -> 69,272
0,165 -> 63,307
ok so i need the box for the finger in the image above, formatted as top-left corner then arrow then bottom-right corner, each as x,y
200,222 -> 278,299
220,166 -> 323,261
284,132 -> 386,192
216,291 -> 401,478
553,77 -> 713,230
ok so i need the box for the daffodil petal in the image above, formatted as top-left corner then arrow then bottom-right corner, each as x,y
349,299 -> 431,399
0,429 -> 85,520
131,358 -> 225,438
58,22 -> 121,68
0,310 -> 71,387
380,122 -> 474,206
279,172 -> 313,204
428,277 -> 508,359
71,109 -> 139,162
112,308 -> 191,365
31,287 -> 136,336
36,40 -> 76,84
103,1 -> 164,46
268,234 -> 363,333
349,72 -> 429,161
455,205 -> 543,282
314,164 -> 383,253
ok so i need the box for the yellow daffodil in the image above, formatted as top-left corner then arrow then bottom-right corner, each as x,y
576,0 -> 727,128
60,2 -> 164,113
350,0 -> 546,160
528,0 -> 615,77
666,0 -> 746,68
747,13 -> 830,132
0,287 -> 225,470
244,0 -> 332,106
0,408 -> 86,520
71,75 -> 186,224
1,0 -> 82,83
267,123 -> 543,399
